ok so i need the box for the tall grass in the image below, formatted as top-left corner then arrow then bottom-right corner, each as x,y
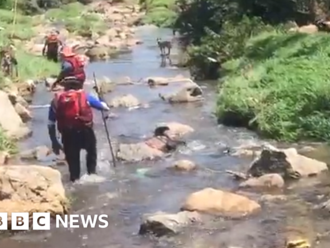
45,2 -> 106,36
0,8 -> 60,83
0,127 -> 17,154
216,31 -> 330,142
140,0 -> 177,27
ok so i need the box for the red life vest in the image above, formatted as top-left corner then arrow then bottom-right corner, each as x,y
54,90 -> 93,132
64,56 -> 86,82
47,34 -> 59,44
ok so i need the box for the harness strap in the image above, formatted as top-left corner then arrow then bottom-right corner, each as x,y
77,91 -> 82,117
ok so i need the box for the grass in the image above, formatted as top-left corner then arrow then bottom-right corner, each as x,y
140,0 -> 177,27
0,7 -> 72,83
45,2 -> 107,37
14,49 -> 59,81
0,127 -> 17,154
216,30 -> 330,142
0,9 -> 36,40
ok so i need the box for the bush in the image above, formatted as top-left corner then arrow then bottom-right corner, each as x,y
186,16 -> 276,80
45,2 -> 85,20
216,31 -> 330,142
45,2 -> 106,35
140,0 -> 177,27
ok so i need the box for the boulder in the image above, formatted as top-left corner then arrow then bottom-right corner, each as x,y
156,122 -> 194,138
95,77 -> 115,94
14,103 -> 32,123
146,77 -> 169,86
289,24 -> 319,34
0,91 -> 31,140
147,76 -> 194,87
169,159 -> 196,171
159,82 -> 203,103
139,211 -> 201,237
181,188 -> 261,217
297,24 -> 318,34
0,165 -> 69,222
20,146 -> 52,161
5,87 -> 29,108
117,142 -> 164,162
105,28 -> 118,39
16,82 -> 35,103
85,45 -> 119,61
109,94 -> 140,108
95,35 -> 111,46
45,77 -> 57,88
114,76 -> 133,85
247,145 -> 328,179
239,174 -> 285,189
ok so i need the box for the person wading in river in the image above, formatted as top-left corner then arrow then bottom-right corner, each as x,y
42,29 -> 62,62
48,76 -> 110,182
51,46 -> 86,91
0,46 -> 18,77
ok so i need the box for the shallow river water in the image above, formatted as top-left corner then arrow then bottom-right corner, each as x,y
2,26 -> 330,248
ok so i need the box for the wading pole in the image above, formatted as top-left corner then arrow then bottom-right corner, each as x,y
93,72 -> 117,168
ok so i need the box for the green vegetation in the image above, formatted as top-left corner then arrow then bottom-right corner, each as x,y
139,0 -> 177,27
15,49 -> 59,81
0,9 -> 58,83
174,0 -> 330,142
217,31 -> 330,142
0,1 -> 102,153
0,127 -> 17,154
0,5 -> 59,152
45,2 -> 107,37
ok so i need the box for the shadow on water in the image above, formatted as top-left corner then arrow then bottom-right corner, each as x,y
3,26 -> 330,248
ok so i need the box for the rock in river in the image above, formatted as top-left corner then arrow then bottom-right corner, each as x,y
239,173 -> 285,189
139,211 -> 201,236
168,159 -> 197,171
116,142 -> 164,162
248,145 -> 328,179
156,122 -> 194,138
159,82 -> 203,103
181,188 -> 261,217
0,165 -> 69,224
20,145 -> 52,161
108,94 -> 140,108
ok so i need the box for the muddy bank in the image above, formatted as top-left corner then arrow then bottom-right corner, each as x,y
1,26 -> 330,248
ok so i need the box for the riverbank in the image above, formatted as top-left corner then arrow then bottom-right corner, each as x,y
1,26 -> 330,247
170,0 -> 330,142
217,31 -> 330,142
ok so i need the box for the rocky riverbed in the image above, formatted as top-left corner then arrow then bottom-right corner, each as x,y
24,0 -> 145,61
1,16 -> 330,248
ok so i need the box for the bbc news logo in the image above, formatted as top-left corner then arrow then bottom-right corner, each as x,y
0,213 -> 109,230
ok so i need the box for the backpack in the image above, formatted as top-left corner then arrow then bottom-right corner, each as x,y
75,55 -> 87,67
55,90 -> 93,131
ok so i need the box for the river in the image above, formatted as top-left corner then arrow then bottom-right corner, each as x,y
2,26 -> 330,248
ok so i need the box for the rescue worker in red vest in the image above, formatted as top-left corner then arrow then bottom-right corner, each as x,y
51,46 -> 86,91
42,30 -> 62,62
48,76 -> 110,182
